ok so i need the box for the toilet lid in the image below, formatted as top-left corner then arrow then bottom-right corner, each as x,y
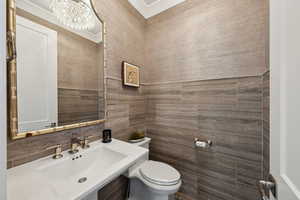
139,161 -> 181,186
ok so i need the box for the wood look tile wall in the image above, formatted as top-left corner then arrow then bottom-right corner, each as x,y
93,0 -> 147,80
145,76 -> 265,200
98,175 -> 129,200
105,78 -> 147,139
7,1 -> 270,200
262,71 -> 270,179
143,1 -> 269,199
92,0 -> 148,138
145,0 -> 268,83
58,88 -> 100,125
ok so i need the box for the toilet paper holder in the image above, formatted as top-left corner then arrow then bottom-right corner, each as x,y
194,138 -> 212,148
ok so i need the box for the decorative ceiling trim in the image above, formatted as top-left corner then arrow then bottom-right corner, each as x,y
128,0 -> 186,19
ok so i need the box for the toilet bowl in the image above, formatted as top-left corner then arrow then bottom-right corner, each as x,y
127,138 -> 181,200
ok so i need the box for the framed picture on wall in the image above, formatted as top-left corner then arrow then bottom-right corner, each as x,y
122,62 -> 140,87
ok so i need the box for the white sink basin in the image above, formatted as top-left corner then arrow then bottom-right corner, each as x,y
7,139 -> 148,200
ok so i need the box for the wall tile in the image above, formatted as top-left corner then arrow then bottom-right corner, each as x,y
145,76 -> 265,200
7,1 -> 270,200
262,71 -> 270,179
145,0 -> 268,83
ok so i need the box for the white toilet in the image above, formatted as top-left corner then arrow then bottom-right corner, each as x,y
126,138 -> 181,200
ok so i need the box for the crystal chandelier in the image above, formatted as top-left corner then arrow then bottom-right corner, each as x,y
50,0 -> 95,30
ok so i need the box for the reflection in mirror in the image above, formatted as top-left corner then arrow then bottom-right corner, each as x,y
15,0 -> 104,133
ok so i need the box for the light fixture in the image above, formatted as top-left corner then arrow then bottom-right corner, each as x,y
50,0 -> 95,30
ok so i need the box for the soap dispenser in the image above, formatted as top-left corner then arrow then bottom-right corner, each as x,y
102,129 -> 112,143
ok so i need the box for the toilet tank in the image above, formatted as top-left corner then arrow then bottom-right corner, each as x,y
124,137 -> 151,178
132,137 -> 151,149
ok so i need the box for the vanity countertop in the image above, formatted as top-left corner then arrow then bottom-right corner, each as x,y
7,139 -> 148,200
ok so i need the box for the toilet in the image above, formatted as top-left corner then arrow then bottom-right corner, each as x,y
126,138 -> 181,200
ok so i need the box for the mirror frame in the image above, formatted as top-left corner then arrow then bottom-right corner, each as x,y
6,0 -> 107,140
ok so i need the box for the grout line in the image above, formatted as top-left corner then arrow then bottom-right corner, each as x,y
106,70 -> 270,86
261,75 -> 264,179
142,74 -> 262,85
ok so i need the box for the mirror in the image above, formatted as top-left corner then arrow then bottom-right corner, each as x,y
7,0 -> 106,139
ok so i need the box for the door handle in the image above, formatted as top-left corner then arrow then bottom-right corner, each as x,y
258,174 -> 277,200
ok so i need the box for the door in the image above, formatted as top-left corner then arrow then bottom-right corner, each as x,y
270,0 -> 300,199
16,15 -> 58,132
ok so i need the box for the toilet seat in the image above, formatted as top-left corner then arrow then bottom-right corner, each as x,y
139,161 -> 181,186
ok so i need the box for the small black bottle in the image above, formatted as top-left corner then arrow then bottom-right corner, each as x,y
102,129 -> 112,143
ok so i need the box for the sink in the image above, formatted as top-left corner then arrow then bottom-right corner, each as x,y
7,139 -> 148,200
39,146 -> 126,182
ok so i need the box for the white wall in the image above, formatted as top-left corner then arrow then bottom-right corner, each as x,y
0,0 -> 7,198
270,0 -> 300,199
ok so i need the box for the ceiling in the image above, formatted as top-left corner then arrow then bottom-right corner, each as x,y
128,0 -> 186,18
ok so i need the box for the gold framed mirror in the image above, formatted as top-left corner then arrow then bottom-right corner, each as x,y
7,0 -> 106,140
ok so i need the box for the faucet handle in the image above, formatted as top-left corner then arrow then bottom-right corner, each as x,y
69,142 -> 79,154
82,136 -> 93,149
69,136 -> 82,154
46,144 -> 63,159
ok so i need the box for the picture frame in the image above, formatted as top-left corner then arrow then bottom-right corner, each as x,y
122,61 -> 140,87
